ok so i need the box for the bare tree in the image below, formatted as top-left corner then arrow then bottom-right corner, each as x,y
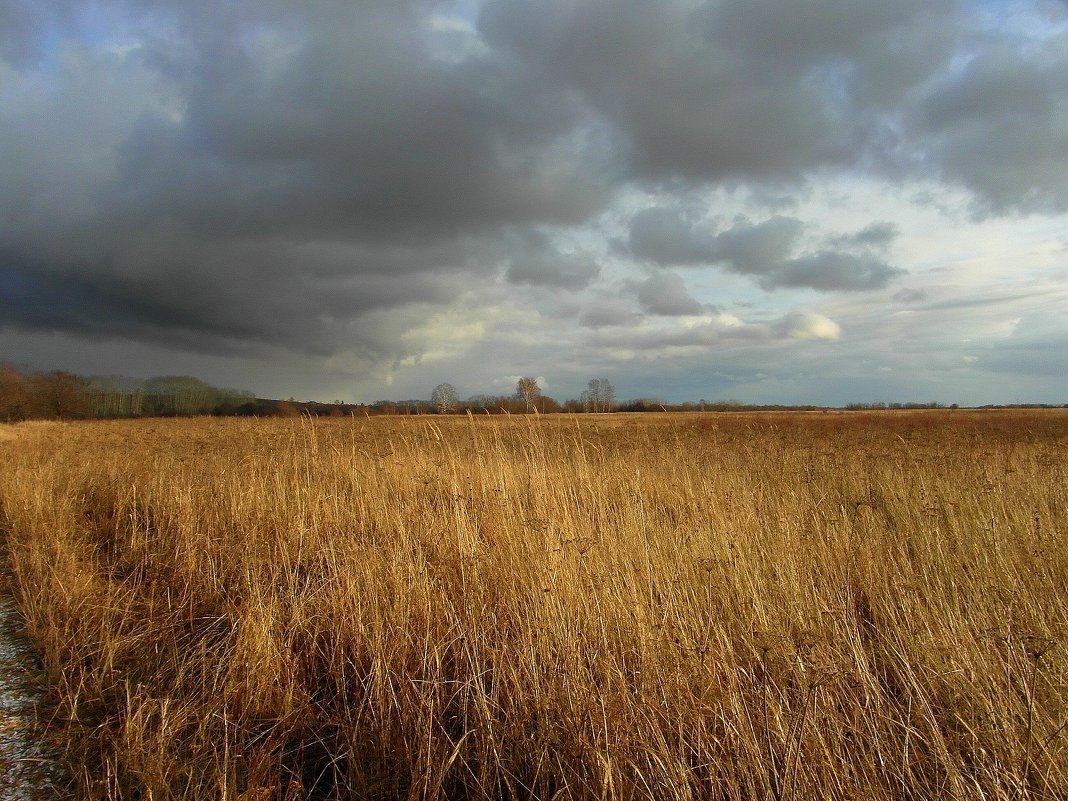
0,365 -> 29,421
581,378 -> 616,412
515,377 -> 540,412
599,379 -> 616,412
31,371 -> 90,419
431,382 -> 458,414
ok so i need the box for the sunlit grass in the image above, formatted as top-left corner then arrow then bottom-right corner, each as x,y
0,410 -> 1065,800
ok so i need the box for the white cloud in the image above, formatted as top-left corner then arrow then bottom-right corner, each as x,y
776,312 -> 841,340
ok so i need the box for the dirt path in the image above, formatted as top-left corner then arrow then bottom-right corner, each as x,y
0,596 -> 66,800
1,425 -> 67,799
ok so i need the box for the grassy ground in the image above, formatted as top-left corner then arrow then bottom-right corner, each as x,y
0,411 -> 1065,800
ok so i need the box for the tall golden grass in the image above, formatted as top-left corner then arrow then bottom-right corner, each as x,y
0,411 -> 1065,800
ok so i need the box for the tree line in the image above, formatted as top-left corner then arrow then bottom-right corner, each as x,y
393,378 -> 824,415
403,377 -> 618,415
8,365 -> 1035,422
382,379 -> 986,415
0,366 -> 257,421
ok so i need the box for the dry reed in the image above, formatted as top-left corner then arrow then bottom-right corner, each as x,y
0,410 -> 1065,800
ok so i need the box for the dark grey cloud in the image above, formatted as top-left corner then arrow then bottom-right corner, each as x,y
0,251 -> 268,353
913,41 -> 1068,214
480,0 -> 967,184
110,5 -> 613,242
627,211 -> 903,291
712,216 -> 805,276
830,221 -> 898,249
579,301 -> 641,329
505,230 -> 601,289
628,210 -> 806,274
0,235 -> 485,359
506,254 -> 600,289
767,251 -> 904,291
480,0 -> 845,182
0,0 -> 1065,389
634,272 -> 705,316
0,1 -> 612,361
628,207 -> 714,265
482,0 -> 1068,213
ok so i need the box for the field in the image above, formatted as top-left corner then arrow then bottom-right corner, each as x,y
0,411 -> 1065,800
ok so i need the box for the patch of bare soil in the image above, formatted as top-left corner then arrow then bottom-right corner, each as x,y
0,595 -> 67,800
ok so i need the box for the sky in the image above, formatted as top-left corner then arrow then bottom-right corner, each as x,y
1,0 -> 1067,406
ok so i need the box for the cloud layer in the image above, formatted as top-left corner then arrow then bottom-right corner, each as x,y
628,209 -> 904,291
1,0 -> 1066,403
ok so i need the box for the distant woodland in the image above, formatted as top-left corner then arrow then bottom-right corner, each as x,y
0,366 -> 262,421
0,365 -> 391,420
1,365 -> 1060,422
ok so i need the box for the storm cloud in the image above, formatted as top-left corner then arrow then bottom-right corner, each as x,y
505,230 -> 601,290
628,210 -> 904,291
1,0 -> 1066,403
634,272 -> 705,316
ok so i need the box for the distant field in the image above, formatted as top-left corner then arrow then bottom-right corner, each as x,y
0,411 -> 1065,800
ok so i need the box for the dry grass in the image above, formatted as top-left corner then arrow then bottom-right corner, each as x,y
0,410 -> 1066,800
